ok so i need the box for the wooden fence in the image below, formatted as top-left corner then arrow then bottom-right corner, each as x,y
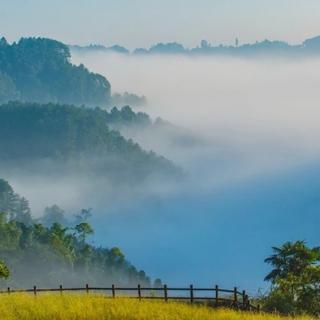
0,284 -> 260,311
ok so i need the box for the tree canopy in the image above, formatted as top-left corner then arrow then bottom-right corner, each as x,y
0,102 -> 179,182
0,37 -> 111,106
0,179 -> 32,225
0,261 -> 9,279
0,179 -> 151,288
263,241 -> 320,315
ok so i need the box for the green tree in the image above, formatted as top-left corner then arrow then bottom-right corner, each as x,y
263,241 -> 320,315
0,179 -> 19,218
15,197 -> 32,225
0,179 -> 152,288
74,222 -> 94,243
0,179 -> 32,224
0,260 -> 9,278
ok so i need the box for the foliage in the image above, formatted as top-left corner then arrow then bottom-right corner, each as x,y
0,294 -> 313,320
263,241 -> 320,315
0,37 -> 111,106
0,102 -> 178,181
0,212 -> 150,288
0,260 -> 9,279
105,106 -> 151,128
0,179 -> 32,225
111,92 -> 147,107
0,179 -> 150,288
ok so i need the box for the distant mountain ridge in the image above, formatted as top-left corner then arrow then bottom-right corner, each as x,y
70,35 -> 320,57
70,43 -> 129,55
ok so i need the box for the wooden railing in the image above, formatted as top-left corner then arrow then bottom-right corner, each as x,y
0,284 -> 260,311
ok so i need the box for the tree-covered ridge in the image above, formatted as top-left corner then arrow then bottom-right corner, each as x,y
105,106 -> 152,128
0,179 -> 151,288
0,37 -> 111,106
0,102 -> 178,180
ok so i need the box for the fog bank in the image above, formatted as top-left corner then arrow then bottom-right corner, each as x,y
5,52 -> 320,291
69,52 -> 320,291
72,53 -> 320,187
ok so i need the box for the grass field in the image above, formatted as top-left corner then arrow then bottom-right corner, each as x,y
0,294 -> 311,320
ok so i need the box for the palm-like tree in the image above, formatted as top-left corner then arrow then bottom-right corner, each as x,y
265,241 -> 320,284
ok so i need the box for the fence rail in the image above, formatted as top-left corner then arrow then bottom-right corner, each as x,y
0,284 -> 260,312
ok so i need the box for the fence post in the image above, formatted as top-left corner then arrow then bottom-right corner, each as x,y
242,290 -> 246,309
233,287 -> 238,308
138,284 -> 141,301
33,286 -> 37,296
164,284 -> 168,302
190,285 -> 194,304
112,284 -> 115,298
59,285 -> 63,295
7,287 -> 10,295
215,285 -> 219,307
245,295 -> 249,310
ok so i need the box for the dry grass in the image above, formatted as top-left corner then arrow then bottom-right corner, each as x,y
0,294 -> 312,320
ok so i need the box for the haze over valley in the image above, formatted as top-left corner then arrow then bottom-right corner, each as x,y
1,33 -> 320,294
19,46 -> 320,292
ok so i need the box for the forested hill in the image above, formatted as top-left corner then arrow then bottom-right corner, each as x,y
0,179 -> 152,288
0,102 -> 179,181
0,37 -> 111,106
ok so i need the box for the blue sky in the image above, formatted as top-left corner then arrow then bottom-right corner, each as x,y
1,0 -> 320,48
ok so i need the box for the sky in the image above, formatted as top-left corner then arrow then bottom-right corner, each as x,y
1,0 -> 320,48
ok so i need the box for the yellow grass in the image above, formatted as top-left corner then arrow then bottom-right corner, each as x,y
0,294 -> 312,320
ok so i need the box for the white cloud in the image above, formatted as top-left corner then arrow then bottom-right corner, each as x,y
72,52 -> 320,188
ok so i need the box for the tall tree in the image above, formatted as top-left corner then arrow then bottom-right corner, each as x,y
264,241 -> 320,315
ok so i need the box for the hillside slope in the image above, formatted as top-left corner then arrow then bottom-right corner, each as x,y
0,37 -> 110,106
0,102 -> 179,182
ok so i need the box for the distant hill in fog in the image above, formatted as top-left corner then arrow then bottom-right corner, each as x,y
0,102 -> 179,182
0,37 -> 111,106
70,43 -> 130,55
70,35 -> 320,57
0,36 -> 149,108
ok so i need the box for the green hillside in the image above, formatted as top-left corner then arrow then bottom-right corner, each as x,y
0,102 -> 178,181
0,37 -> 110,106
